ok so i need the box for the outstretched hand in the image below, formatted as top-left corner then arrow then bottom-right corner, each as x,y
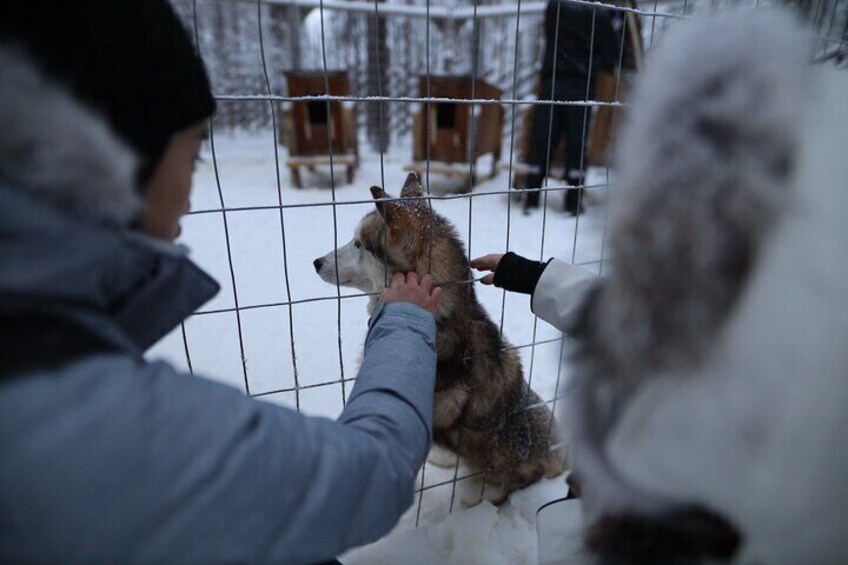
469,253 -> 504,285
381,272 -> 443,315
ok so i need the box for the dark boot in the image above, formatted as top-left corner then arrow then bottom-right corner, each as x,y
523,173 -> 543,214
564,174 -> 585,215
524,189 -> 541,212
564,188 -> 584,215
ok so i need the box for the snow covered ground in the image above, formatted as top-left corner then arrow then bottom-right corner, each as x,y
147,130 -> 608,563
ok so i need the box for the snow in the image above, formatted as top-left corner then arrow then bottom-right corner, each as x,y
343,477 -> 585,565
146,129 -> 608,563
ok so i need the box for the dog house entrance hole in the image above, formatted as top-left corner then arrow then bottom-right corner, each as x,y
307,101 -> 329,125
436,103 -> 456,129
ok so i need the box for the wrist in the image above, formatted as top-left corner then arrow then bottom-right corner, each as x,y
493,252 -> 548,295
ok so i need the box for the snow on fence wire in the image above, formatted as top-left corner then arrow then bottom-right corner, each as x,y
164,0 -> 847,527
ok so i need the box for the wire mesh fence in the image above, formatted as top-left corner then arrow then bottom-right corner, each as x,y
155,0 -> 847,529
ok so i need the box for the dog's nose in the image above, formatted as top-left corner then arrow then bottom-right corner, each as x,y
313,258 -> 324,272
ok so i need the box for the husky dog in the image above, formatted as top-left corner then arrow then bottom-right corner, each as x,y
314,172 -> 564,501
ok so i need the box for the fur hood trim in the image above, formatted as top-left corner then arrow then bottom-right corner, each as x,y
594,9 -> 810,384
0,46 -> 141,227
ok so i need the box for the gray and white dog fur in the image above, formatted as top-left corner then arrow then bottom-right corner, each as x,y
564,9 -> 809,562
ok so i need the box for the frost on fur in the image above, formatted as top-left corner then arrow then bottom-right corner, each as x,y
0,47 -> 140,227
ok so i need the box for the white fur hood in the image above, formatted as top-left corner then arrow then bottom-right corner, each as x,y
608,67 -> 848,563
534,9 -> 848,563
0,47 -> 141,227
598,12 -> 848,564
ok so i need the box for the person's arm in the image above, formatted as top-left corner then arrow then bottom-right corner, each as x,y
492,251 -> 549,294
157,302 -> 437,563
472,252 -> 597,332
148,273 -> 440,563
3,296 -> 438,564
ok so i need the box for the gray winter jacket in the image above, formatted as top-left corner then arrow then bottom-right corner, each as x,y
0,49 -> 437,564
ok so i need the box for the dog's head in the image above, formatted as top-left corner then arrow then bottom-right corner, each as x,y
313,172 -> 433,293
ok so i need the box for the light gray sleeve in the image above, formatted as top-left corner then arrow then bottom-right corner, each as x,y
531,258 -> 598,332
180,302 -> 438,563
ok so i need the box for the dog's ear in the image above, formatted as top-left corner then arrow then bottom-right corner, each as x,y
401,171 -> 424,198
371,185 -> 414,225
370,186 -> 389,217
371,185 -> 425,251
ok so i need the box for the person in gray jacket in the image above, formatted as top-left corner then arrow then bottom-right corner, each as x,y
0,2 -> 441,563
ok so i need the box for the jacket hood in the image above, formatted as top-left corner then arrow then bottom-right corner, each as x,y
0,47 -> 141,227
0,47 -> 219,353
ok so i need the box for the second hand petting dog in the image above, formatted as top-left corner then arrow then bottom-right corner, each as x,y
315,172 -> 565,502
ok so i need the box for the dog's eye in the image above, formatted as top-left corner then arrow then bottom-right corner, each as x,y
354,241 -> 362,249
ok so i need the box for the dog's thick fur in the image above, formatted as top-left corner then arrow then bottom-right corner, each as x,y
315,173 -> 564,501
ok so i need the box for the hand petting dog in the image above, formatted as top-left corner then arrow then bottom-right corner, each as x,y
381,272 -> 443,315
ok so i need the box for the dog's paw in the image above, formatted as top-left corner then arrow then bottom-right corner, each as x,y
481,484 -> 509,506
545,449 -> 568,479
426,445 -> 460,468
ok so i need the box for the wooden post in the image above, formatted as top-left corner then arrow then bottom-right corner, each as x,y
366,0 -> 389,152
287,4 -> 302,72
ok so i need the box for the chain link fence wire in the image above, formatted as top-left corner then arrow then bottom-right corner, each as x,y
165,0 -> 847,525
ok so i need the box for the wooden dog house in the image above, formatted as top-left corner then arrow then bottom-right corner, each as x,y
280,71 -> 358,188
408,75 -> 504,191
586,5 -> 643,167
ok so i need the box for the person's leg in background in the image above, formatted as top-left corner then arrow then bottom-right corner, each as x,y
525,80 -> 568,213
562,89 -> 592,215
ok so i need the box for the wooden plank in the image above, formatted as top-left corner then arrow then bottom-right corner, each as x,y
502,161 -> 567,178
404,162 -> 473,178
287,155 -> 357,167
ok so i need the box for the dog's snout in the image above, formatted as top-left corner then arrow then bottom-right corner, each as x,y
313,257 -> 324,272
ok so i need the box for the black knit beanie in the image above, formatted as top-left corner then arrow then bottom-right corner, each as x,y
0,0 -> 216,186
